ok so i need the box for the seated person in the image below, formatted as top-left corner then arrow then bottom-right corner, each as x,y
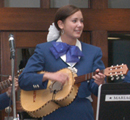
0,76 -> 18,110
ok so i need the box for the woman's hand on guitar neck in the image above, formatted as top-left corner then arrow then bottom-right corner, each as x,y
92,69 -> 106,85
43,71 -> 69,85
6,76 -> 19,97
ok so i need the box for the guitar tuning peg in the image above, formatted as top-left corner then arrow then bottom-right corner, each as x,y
116,64 -> 119,66
111,65 -> 113,67
111,76 -> 114,81
120,71 -> 123,74
116,75 -> 120,80
120,66 -> 123,69
17,70 -> 19,73
121,75 -> 125,79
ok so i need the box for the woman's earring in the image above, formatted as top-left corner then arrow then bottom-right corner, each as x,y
61,29 -> 64,35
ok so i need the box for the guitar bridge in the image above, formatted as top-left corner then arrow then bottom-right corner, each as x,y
49,81 -> 63,93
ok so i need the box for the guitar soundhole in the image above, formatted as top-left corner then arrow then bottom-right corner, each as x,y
49,82 -> 63,93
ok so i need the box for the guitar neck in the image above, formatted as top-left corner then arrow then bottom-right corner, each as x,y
0,79 -> 11,91
74,64 -> 129,84
74,70 -> 104,84
0,68 -> 23,91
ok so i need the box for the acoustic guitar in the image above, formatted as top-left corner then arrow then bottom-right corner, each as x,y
20,64 -> 128,118
0,79 -> 11,91
0,69 -> 23,91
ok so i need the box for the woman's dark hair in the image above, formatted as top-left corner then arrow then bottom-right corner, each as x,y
54,5 -> 80,30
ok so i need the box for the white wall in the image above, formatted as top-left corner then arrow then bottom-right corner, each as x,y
4,0 -> 88,8
50,0 -> 88,8
69,0 -> 88,8
4,0 -> 40,8
4,0 -> 130,8
108,0 -> 130,8
50,0 -> 70,8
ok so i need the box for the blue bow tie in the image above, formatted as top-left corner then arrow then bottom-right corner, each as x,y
50,42 -> 83,62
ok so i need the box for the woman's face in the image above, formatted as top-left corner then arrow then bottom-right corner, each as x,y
60,10 -> 84,40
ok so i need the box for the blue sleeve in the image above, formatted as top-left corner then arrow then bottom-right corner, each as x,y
89,48 -> 106,96
19,45 -> 48,91
123,70 -> 130,83
0,93 -> 11,110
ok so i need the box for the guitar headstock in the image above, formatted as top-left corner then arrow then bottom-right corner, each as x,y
17,68 -> 24,76
104,64 -> 129,80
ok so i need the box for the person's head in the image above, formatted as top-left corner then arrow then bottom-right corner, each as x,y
54,5 -> 84,41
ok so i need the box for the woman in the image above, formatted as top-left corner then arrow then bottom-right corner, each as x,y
19,5 -> 106,120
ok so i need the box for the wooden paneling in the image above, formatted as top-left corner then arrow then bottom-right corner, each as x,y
82,9 -> 130,31
91,30 -> 108,67
1,33 -> 12,75
89,0 -> 108,9
15,32 -> 48,48
0,0 -> 4,8
80,32 -> 91,44
0,8 -> 130,31
40,0 -> 50,8
0,8 -> 57,31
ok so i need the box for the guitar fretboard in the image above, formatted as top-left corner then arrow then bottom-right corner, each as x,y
0,79 -> 11,90
74,70 -> 104,84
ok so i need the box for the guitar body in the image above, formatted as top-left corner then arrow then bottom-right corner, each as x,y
20,64 -> 128,118
20,68 -> 79,118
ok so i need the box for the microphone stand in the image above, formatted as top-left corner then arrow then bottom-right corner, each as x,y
9,34 -> 17,120
11,57 -> 17,120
